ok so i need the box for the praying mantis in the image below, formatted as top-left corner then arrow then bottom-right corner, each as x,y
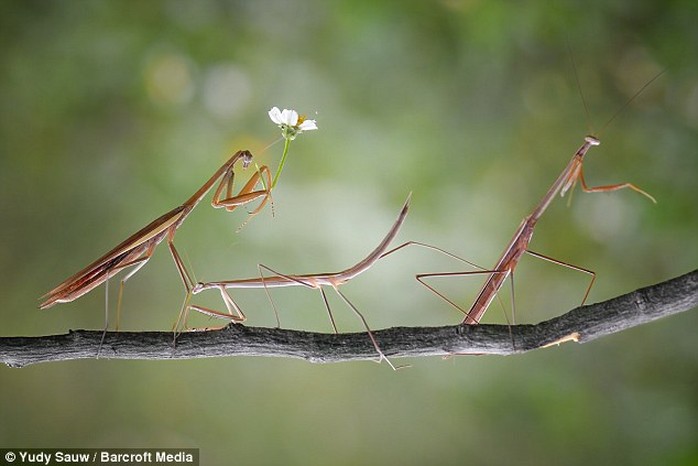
40,106 -> 316,331
186,194 -> 413,369
416,71 -> 662,325
39,150 -> 270,327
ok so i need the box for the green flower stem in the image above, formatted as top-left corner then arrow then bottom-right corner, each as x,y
271,137 -> 291,189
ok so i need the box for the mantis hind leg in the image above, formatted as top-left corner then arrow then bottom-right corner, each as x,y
525,250 -> 596,306
332,287 -> 405,371
415,269 -> 509,323
180,286 -> 246,337
115,256 -> 151,331
256,262 -> 316,329
378,240 -> 504,322
167,237 -> 201,337
96,251 -> 153,358
184,297 -> 246,328
319,288 -> 339,334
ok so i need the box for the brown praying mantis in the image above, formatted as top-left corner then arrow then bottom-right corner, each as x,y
415,71 -> 663,325
39,150 -> 272,328
185,194 -> 413,370
40,106 -> 317,332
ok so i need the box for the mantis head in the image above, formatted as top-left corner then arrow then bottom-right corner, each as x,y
240,150 -> 253,169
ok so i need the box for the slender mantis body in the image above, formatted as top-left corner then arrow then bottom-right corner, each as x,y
187,194 -> 412,369
418,73 -> 661,325
40,150 -> 272,328
41,106 -> 316,331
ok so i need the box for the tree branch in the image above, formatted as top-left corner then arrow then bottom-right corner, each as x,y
2,270 -> 696,368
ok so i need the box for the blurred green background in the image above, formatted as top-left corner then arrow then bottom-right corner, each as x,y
1,0 -> 696,464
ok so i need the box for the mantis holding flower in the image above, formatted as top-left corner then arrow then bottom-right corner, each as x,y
39,75 -> 661,368
40,106 -> 317,333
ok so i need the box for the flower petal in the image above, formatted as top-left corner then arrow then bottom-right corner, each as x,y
280,108 -> 298,126
268,107 -> 283,125
298,119 -> 318,131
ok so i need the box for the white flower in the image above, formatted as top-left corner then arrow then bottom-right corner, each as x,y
297,117 -> 318,132
268,107 -> 296,126
268,106 -> 317,140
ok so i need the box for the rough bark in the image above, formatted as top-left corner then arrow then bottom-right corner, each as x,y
1,270 -> 696,368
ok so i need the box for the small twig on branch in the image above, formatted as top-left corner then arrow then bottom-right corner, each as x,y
1,270 -> 696,368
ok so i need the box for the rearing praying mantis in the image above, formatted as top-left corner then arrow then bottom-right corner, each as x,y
40,106 -> 317,331
39,150 -> 265,321
415,69 -> 663,325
